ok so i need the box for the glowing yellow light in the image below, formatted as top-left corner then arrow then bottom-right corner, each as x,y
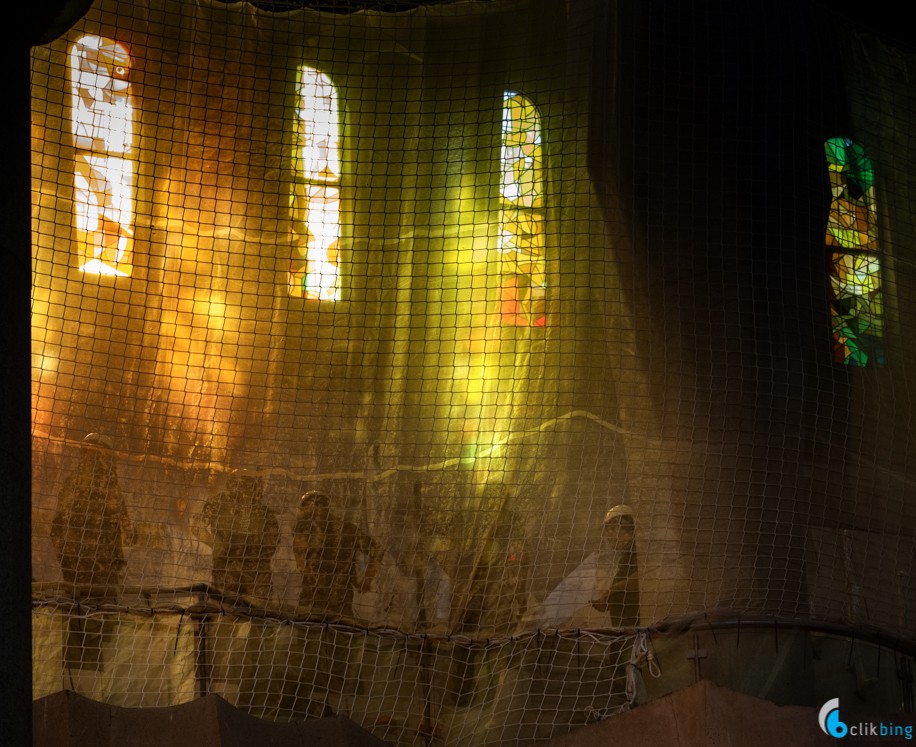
78,258 -> 129,277
291,68 -> 341,301
70,36 -> 135,277
33,353 -> 58,376
498,91 -> 547,327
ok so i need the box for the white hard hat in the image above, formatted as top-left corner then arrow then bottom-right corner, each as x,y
603,504 -> 634,525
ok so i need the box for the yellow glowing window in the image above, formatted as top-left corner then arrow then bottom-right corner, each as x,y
499,91 -> 546,327
289,68 -> 341,301
824,137 -> 884,366
69,35 -> 134,277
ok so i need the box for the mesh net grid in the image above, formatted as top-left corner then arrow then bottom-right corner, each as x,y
30,0 -> 916,743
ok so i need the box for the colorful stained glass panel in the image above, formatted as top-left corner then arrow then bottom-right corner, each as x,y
824,137 -> 884,366
499,92 -> 547,327
501,93 -> 543,209
829,253 -> 881,298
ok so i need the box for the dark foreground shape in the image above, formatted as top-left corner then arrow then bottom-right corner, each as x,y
534,680 -> 834,747
33,690 -> 389,746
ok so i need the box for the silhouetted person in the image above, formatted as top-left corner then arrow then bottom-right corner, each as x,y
590,504 -> 640,627
293,490 -> 379,621
51,433 -> 135,595
537,504 -> 640,629
202,471 -> 279,605
459,507 -> 530,637
421,537 -> 452,633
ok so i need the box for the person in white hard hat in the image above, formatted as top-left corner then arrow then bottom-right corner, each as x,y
535,504 -> 639,629
590,504 -> 640,627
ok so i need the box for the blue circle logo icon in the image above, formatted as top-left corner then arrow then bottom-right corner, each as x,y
819,698 -> 849,739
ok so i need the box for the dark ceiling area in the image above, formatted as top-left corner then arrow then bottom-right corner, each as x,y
29,0 -> 490,47
816,1 -> 912,52
217,0 -> 485,12
29,0 -> 912,53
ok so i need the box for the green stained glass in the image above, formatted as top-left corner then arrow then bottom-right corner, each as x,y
825,138 -> 870,177
824,137 -> 848,167
848,346 -> 869,366
825,137 -> 875,197
831,309 -> 868,366
824,138 -> 884,366
829,292 -> 885,367
853,293 -> 884,334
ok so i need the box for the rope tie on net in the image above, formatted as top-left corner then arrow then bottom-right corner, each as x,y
626,629 -> 661,706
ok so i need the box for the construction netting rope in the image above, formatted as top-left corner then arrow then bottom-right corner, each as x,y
30,0 -> 916,742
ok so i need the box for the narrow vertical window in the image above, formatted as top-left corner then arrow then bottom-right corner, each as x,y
289,68 -> 341,301
70,35 -> 134,277
499,92 -> 547,327
824,137 -> 884,366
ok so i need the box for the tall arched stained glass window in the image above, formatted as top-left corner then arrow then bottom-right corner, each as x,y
289,67 -> 341,301
825,137 -> 884,366
70,35 -> 135,277
499,91 -> 546,327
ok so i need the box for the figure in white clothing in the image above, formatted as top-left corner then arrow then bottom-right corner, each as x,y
537,504 -> 639,629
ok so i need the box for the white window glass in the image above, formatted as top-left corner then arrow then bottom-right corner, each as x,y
70,35 -> 134,277
290,68 -> 341,301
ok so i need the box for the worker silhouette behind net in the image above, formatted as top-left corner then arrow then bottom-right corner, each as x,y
201,470 -> 279,606
293,490 -> 381,622
536,504 -> 640,629
50,433 -> 135,596
589,504 -> 640,627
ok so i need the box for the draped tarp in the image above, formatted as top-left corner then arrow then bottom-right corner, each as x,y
33,689 -> 388,746
29,0 -> 916,743
32,605 -> 198,704
31,0 -> 648,635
